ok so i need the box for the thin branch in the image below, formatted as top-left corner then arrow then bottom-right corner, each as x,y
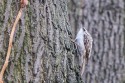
0,0 -> 28,82
0,8 -> 22,82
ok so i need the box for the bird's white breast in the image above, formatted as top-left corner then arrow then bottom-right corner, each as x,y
75,28 -> 84,51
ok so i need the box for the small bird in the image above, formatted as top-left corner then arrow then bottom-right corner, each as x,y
75,23 -> 93,76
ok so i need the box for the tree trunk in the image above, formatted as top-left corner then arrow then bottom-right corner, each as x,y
69,0 -> 125,83
0,0 -> 82,83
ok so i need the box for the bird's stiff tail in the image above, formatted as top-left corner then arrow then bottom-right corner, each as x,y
81,58 -> 86,76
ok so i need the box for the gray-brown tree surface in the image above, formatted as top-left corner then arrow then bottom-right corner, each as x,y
69,0 -> 125,83
0,0 -> 82,83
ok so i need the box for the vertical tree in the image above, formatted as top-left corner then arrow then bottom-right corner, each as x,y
0,0 -> 82,83
69,0 -> 125,83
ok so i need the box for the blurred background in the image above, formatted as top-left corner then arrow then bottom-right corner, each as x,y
68,0 -> 125,83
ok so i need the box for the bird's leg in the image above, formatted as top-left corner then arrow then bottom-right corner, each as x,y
70,39 -> 79,49
70,39 -> 75,43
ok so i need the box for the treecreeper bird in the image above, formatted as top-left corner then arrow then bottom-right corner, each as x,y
75,23 -> 93,76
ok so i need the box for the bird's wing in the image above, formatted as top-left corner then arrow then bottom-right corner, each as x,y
81,29 -> 93,76
84,30 -> 93,62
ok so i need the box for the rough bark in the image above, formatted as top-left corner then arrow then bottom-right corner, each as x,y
0,0 -> 82,83
69,0 -> 125,83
